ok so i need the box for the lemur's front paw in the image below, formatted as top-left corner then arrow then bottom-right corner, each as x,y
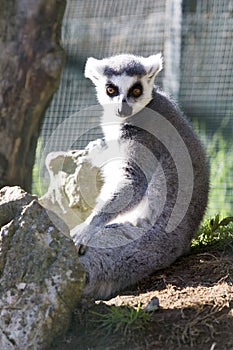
77,243 -> 87,256
70,222 -> 100,254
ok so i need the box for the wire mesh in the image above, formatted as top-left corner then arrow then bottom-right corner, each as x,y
36,0 -> 233,215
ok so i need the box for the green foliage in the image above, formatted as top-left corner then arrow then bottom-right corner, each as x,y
91,303 -> 152,336
192,214 -> 233,251
32,165 -> 42,197
193,116 -> 233,217
32,138 -> 47,197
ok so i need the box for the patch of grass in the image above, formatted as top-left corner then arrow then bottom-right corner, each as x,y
91,302 -> 152,336
193,116 -> 233,217
32,138 -> 49,197
32,138 -> 43,197
192,214 -> 233,251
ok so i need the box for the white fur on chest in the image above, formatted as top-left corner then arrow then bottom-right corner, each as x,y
101,123 -> 122,143
89,141 -> 154,228
100,161 -> 153,228
85,115 -> 154,228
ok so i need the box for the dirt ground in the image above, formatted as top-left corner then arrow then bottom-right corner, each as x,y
51,244 -> 233,350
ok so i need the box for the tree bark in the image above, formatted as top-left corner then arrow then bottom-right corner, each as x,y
0,0 -> 66,192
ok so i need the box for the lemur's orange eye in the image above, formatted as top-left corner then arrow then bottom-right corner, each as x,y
132,88 -> 142,97
128,83 -> 143,98
107,87 -> 116,94
106,84 -> 118,96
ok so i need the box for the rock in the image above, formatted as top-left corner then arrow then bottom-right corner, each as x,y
0,186 -> 37,227
40,148 -> 103,230
0,186 -> 85,350
144,296 -> 160,312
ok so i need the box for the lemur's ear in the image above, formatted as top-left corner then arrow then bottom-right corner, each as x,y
143,53 -> 163,80
85,57 -> 105,84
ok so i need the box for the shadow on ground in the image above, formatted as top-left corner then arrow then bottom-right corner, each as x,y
50,247 -> 233,350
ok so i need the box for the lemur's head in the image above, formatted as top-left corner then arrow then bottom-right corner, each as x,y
85,53 -> 163,118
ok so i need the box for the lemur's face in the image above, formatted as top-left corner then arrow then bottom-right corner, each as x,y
85,54 -> 163,119
94,74 -> 155,118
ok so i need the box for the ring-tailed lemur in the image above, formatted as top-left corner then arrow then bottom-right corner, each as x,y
70,53 -> 209,299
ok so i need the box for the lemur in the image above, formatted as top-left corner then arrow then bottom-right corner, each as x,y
70,53 -> 209,299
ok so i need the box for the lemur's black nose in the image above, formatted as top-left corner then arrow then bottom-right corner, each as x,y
118,100 -> 132,117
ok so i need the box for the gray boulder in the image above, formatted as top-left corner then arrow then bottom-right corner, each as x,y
0,186 -> 85,350
40,149 -> 103,230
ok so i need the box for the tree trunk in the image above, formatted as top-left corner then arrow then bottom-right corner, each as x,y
0,0 -> 66,192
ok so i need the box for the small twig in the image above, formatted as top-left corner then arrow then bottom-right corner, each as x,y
0,306 -> 22,310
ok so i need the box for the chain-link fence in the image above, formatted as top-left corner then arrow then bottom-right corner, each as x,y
35,0 -> 233,215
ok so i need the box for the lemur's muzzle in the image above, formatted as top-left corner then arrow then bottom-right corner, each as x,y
117,99 -> 133,117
